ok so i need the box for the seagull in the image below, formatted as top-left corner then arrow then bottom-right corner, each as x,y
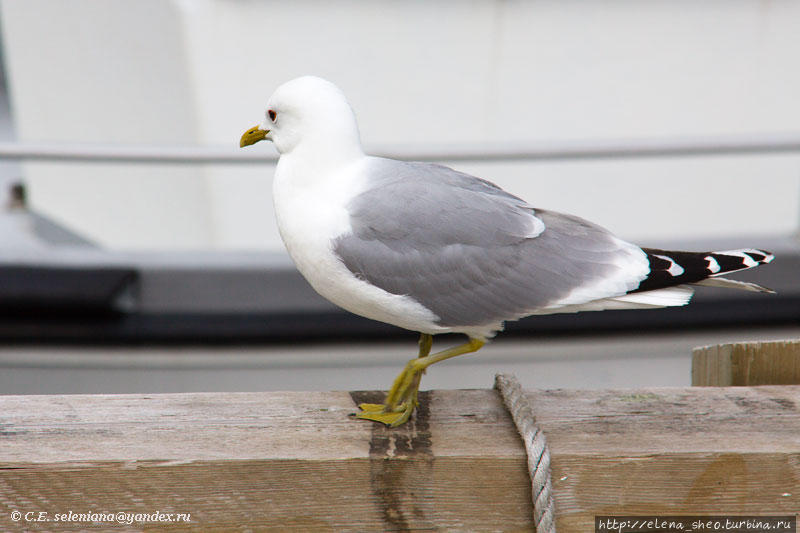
241,76 -> 774,427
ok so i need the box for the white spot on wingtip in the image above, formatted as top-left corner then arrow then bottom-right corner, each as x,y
654,254 -> 684,277
726,252 -> 758,268
716,248 -> 768,268
705,255 -> 721,274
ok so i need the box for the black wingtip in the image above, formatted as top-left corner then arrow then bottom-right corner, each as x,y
632,247 -> 774,294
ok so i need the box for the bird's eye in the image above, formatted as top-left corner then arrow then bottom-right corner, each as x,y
268,109 -> 277,122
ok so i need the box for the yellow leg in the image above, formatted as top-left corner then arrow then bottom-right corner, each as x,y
356,335 -> 485,427
357,333 -> 432,414
408,333 -> 434,407
418,332 -> 434,358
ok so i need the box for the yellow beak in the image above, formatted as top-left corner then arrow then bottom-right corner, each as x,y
240,126 -> 269,148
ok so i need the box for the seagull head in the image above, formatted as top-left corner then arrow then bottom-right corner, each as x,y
240,76 -> 363,159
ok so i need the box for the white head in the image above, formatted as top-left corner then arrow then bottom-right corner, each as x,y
241,76 -> 363,162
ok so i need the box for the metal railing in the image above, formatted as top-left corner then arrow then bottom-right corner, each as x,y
1,132 -> 800,165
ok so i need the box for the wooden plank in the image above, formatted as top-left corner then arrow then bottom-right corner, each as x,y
527,386 -> 800,530
1,386 -> 799,531
0,390 -> 532,532
692,339 -> 800,386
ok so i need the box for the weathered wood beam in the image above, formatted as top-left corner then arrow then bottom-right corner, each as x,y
693,339 -> 800,386
1,386 -> 798,531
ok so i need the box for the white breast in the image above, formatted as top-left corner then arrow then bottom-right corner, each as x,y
272,156 -> 447,335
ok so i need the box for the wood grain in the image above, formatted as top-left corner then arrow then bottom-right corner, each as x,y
692,339 -> 800,386
1,386 -> 799,531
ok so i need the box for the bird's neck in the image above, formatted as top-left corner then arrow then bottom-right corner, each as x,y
278,136 -> 365,188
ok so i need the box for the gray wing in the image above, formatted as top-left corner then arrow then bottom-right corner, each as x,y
333,159 -> 642,327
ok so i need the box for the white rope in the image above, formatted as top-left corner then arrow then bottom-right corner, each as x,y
494,373 -> 556,533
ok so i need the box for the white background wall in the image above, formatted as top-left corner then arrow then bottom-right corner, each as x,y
1,0 -> 799,250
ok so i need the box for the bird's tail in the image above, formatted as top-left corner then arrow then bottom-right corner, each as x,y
633,248 -> 775,294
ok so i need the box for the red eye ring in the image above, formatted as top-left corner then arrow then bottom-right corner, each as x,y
268,109 -> 277,122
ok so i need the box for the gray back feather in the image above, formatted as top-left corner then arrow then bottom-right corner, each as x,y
334,158 -> 633,327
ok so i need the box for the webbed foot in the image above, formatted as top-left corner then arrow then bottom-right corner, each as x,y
355,400 -> 416,427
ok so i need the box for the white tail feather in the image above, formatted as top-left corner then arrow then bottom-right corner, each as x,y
694,277 -> 775,293
531,285 -> 694,315
610,286 -> 694,307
